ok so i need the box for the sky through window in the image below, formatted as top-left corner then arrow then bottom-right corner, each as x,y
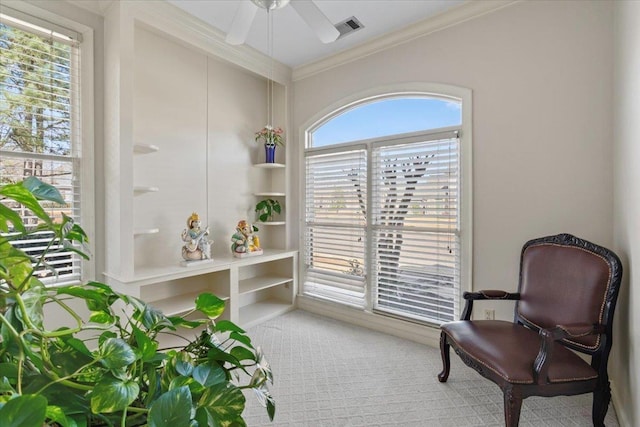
311,97 -> 461,148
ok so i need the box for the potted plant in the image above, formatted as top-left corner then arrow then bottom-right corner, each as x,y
0,177 -> 274,426
255,126 -> 284,163
255,199 -> 282,223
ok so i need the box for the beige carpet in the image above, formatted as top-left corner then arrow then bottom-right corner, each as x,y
242,310 -> 619,427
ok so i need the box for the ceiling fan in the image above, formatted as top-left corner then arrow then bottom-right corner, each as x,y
226,0 -> 340,45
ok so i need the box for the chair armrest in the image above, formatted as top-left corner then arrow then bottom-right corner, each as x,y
533,323 -> 605,384
463,290 -> 521,300
460,290 -> 520,320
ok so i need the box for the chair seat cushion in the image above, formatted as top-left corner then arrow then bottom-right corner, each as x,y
441,320 -> 597,384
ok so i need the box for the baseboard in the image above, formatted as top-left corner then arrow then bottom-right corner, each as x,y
296,295 -> 441,348
610,380 -> 631,427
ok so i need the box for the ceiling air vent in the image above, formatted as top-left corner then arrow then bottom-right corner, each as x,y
335,16 -> 364,38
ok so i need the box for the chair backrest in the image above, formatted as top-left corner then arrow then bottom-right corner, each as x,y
515,234 -> 623,353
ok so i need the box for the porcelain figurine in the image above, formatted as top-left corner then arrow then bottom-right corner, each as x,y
231,220 -> 263,257
181,212 -> 212,261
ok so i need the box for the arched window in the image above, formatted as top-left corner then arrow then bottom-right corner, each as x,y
311,97 -> 461,147
303,89 -> 470,325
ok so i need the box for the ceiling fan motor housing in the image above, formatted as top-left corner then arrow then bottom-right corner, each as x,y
251,0 -> 291,10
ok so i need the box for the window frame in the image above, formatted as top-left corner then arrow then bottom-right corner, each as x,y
299,84 -> 472,323
0,4 -> 95,284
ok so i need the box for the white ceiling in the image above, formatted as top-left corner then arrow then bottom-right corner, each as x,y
167,0 -> 465,68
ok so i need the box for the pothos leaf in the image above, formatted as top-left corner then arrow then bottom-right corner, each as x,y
0,394 -> 47,427
195,293 -> 226,319
97,338 -> 137,369
0,182 -> 52,225
22,176 -> 65,204
148,386 -> 193,427
90,375 -> 139,414
0,204 -> 25,233
198,382 -> 246,424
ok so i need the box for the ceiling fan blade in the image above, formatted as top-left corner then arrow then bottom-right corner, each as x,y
226,0 -> 258,45
290,0 -> 340,44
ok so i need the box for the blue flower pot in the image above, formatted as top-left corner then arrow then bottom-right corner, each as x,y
265,145 -> 276,163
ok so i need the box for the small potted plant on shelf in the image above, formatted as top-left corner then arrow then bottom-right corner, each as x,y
255,198 -> 282,223
255,125 -> 284,163
0,177 -> 274,426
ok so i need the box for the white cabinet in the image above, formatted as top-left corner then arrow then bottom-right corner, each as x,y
106,250 -> 297,328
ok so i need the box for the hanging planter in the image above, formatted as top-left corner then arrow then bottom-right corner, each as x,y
255,125 -> 284,164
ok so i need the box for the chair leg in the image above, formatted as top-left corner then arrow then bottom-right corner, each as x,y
437,331 -> 450,382
503,386 -> 523,427
592,377 -> 611,427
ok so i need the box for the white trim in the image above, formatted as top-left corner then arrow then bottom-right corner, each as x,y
0,1 -> 97,282
293,0 -> 517,81
610,380 -> 631,427
298,82 -> 473,321
66,0 -> 113,16
124,1 -> 291,86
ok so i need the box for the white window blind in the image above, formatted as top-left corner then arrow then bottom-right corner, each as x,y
372,136 -> 460,324
0,12 -> 82,285
304,149 -> 367,306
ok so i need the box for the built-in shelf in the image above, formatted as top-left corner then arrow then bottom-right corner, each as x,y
239,275 -> 292,295
134,228 -> 159,236
151,291 -> 230,316
134,144 -> 160,154
134,186 -> 160,194
256,221 -> 285,226
106,250 -> 297,329
254,163 -> 285,169
254,192 -> 285,197
239,299 -> 293,327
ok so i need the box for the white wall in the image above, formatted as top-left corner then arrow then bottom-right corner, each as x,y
612,2 -> 640,426
131,26 -> 274,266
293,1 -> 614,321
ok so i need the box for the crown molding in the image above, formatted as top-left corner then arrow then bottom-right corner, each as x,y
127,1 -> 291,85
72,0 -> 291,85
66,0 -> 114,15
292,0 -> 518,82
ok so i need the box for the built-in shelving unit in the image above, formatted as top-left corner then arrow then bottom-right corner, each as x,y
134,228 -> 160,236
134,144 -> 160,154
107,250 -> 297,328
254,192 -> 285,197
105,3 -> 293,331
134,186 -> 160,194
253,161 -> 287,247
254,162 -> 285,169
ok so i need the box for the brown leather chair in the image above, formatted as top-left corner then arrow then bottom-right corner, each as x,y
437,234 -> 623,427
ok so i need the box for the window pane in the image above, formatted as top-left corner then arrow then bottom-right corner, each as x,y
374,229 -> 459,324
372,137 -> 460,324
0,17 -> 81,286
304,149 -> 367,306
0,23 -> 73,155
311,97 -> 461,148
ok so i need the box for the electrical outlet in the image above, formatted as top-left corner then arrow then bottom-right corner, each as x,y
484,309 -> 495,320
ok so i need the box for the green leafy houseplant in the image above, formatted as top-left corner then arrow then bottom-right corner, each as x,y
0,177 -> 274,426
255,199 -> 281,223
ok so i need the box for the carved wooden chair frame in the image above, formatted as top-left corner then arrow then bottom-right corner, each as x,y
437,234 -> 623,427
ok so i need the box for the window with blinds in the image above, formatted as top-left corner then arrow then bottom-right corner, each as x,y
304,149 -> 367,307
0,11 -> 82,285
372,136 -> 459,323
303,96 -> 464,325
